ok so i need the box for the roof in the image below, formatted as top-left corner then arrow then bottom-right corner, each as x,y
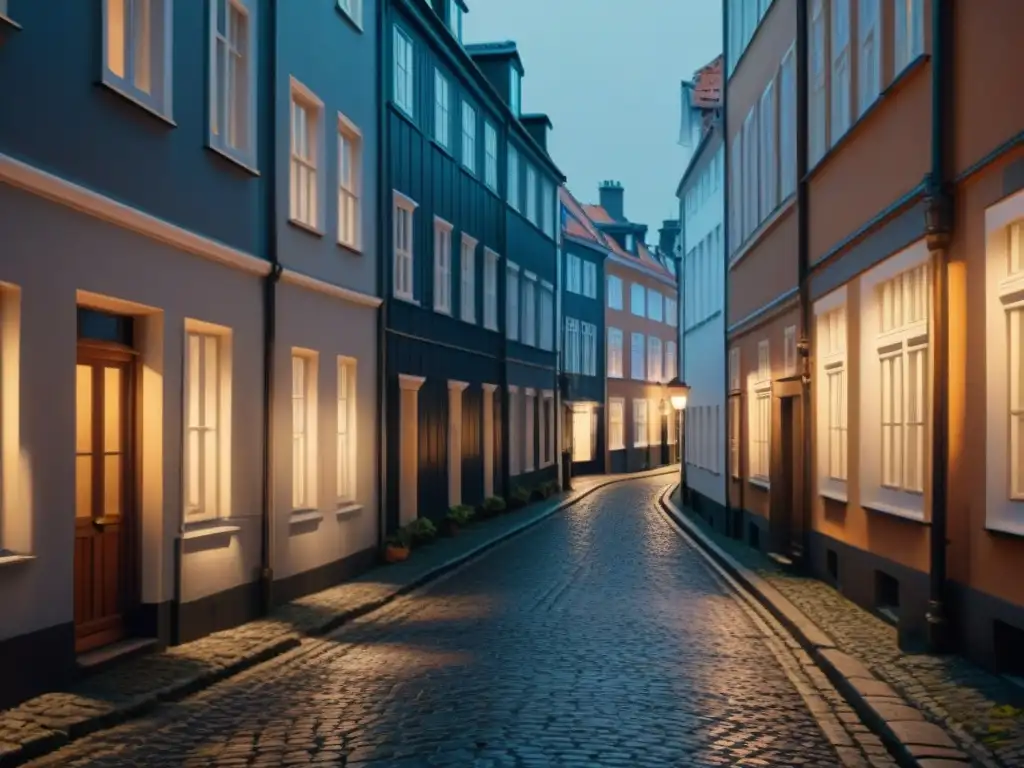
564,193 -> 674,279
690,55 -> 723,109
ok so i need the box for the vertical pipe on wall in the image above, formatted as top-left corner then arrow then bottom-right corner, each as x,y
720,0 -> 730,530
376,0 -> 389,549
795,0 -> 811,566
926,0 -> 953,653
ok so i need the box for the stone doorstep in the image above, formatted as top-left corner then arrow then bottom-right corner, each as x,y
657,489 -> 974,768
0,467 -> 675,768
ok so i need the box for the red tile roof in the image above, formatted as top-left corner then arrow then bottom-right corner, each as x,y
565,194 -> 673,279
691,55 -> 723,109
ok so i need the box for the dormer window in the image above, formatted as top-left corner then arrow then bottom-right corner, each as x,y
510,67 -> 521,115
625,233 -> 634,253
447,0 -> 463,43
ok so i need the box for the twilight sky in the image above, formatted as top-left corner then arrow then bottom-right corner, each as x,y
464,0 -> 723,240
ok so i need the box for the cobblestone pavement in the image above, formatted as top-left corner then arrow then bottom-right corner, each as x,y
673,491 -> 1024,768
25,477 -> 893,768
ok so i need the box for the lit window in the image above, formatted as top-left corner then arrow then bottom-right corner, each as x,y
209,0 -> 256,167
608,398 -> 625,450
607,328 -> 623,378
291,352 -> 318,511
633,399 -> 649,448
784,324 -> 797,377
337,114 -> 362,250
749,340 -> 771,482
337,358 -> 356,504
631,332 -> 645,380
103,0 -> 173,117
393,191 -> 417,301
817,305 -> 848,484
647,336 -> 662,383
184,329 -> 229,520
289,79 -> 323,230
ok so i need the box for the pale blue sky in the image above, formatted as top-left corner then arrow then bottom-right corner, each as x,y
464,0 -> 723,239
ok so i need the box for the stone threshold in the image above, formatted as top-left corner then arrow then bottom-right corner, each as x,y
0,466 -> 676,768
658,486 -> 976,768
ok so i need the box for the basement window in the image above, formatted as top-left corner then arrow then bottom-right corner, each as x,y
994,620 -> 1024,679
747,521 -> 760,550
874,571 -> 900,623
826,548 -> 839,585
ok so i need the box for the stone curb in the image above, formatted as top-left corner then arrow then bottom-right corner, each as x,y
0,467 -> 675,768
656,486 -> 973,768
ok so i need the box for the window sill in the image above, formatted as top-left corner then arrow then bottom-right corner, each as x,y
430,137 -> 453,157
609,445 -> 625,452
0,13 -> 22,31
289,509 -> 324,525
460,314 -> 476,325
434,305 -> 453,316
862,500 -> 928,525
820,488 -> 849,504
0,552 -> 35,568
729,195 -> 796,271
460,163 -> 477,179
984,521 -> 1024,540
390,101 -> 416,127
484,322 -> 499,333
288,218 -> 325,238
205,143 -> 260,176
182,523 -> 242,541
100,80 -> 176,127
335,503 -> 363,521
749,477 -> 770,490
393,294 -> 419,306
338,240 -> 363,256
336,3 -> 363,32
634,443 -> 649,449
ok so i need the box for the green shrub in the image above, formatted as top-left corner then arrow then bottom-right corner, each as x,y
481,496 -> 506,516
403,517 -> 437,547
386,527 -> 411,549
509,485 -> 531,509
447,504 -> 475,526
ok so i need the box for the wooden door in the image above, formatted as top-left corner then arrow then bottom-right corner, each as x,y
74,345 -> 135,653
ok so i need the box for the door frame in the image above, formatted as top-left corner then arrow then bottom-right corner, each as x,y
770,379 -> 805,560
75,339 -> 141,650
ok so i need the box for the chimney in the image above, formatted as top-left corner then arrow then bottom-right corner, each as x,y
519,114 -> 552,153
599,180 -> 625,221
658,219 -> 680,258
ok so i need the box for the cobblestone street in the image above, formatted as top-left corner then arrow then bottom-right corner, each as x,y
25,477 -> 890,767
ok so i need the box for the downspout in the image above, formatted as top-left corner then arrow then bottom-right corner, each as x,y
721,0 -> 736,537
376,0 -> 389,549
796,0 -> 812,567
925,0 -> 953,653
259,0 -> 281,615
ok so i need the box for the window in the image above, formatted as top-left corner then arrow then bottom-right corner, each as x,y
525,165 -> 538,224
630,283 -> 646,317
337,114 -> 362,250
607,328 -> 624,378
336,357 -> 356,504
1008,224 -> 1024,500
522,274 -> 537,346
809,0 -> 826,166
184,330 -> 227,520
895,0 -> 924,74
461,101 -> 477,173
742,108 -> 758,237
729,397 -> 740,478
291,352 -> 318,510
779,46 -> 797,200
460,234 -> 477,323
289,80 -> 323,231
539,282 -> 555,351
508,387 -> 521,476
484,248 -> 500,330
208,0 -> 256,167
433,218 -> 453,314
564,317 -> 581,373
784,325 -> 797,376
647,290 -> 664,322
542,182 -> 555,237
393,26 -> 414,116
831,0 -> 851,143
749,340 -> 771,482
818,305 -> 847,484
565,253 -> 582,294
103,0 -> 173,117
447,0 -> 463,42
759,81 -> 777,217
633,400 -> 649,447
393,191 -> 417,301
858,0 -> 880,117
507,146 -> 520,211
665,341 -> 677,383
337,0 -> 362,27
434,70 -> 450,148
729,347 -> 741,392
608,275 -> 623,310
630,332 -> 645,380
509,66 -> 521,115
506,263 -> 520,341
647,337 -> 662,383
583,262 -> 598,299
609,398 -> 625,450
540,391 -> 554,467
666,297 -> 678,328
484,122 -> 498,190
524,390 -> 535,472
729,134 -> 742,252
581,322 -> 597,376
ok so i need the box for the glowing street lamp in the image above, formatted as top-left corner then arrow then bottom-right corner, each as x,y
664,377 -> 691,501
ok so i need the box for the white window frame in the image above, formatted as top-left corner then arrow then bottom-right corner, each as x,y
894,0 -> 924,75
523,390 -> 536,473
665,341 -> 677,383
583,261 -> 598,299
815,290 -> 848,502
337,0 -> 362,28
291,351 -> 319,511
729,397 -> 741,479
729,134 -> 743,252
483,248 -> 500,331
666,297 -> 678,328
507,145 -> 520,211
749,340 -> 771,485
506,262 -> 520,341
633,399 -> 649,448
393,25 -> 414,116
183,323 -> 232,522
784,324 -> 798,377
647,336 -> 662,383
608,398 -> 625,450
508,386 -> 521,476
433,217 -> 453,314
857,0 -> 881,117
540,390 -> 555,467
608,275 -> 623,310
542,181 -> 555,237
742,107 -> 758,237
630,283 -> 645,317
607,327 -> 624,378
460,233 -> 478,323
564,317 -> 581,374
729,347 -> 741,393
581,321 -> 597,376
525,165 -> 538,225
337,113 -> 362,251
484,122 -> 498,191
630,332 -> 645,381
289,78 -> 325,233
565,253 -> 582,294
336,357 -> 357,505
103,0 -> 174,118
859,241 -> 930,520
759,80 -> 777,218
831,0 -> 851,144
207,0 -> 257,169
647,289 -> 664,322
809,0 -> 827,167
393,191 -> 418,302
461,101 -> 477,173
433,69 -> 451,149
779,45 -> 797,200
539,281 -> 555,351
522,272 -> 537,347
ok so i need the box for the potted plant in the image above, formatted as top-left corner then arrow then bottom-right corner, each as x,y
480,496 -> 506,518
405,517 -> 438,548
444,504 -> 475,536
384,529 -> 411,563
509,485 -> 531,510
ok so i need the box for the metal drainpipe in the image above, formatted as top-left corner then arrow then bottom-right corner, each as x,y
721,1 -> 734,538
795,0 -> 812,567
375,0 -> 389,551
259,0 -> 281,616
925,0 -> 953,654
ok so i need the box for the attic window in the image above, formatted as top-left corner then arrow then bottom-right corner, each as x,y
447,0 -> 463,43
510,67 -> 521,115
625,233 -> 634,252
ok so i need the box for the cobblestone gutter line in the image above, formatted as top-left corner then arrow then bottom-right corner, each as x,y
0,467 -> 675,768
658,486 -> 989,768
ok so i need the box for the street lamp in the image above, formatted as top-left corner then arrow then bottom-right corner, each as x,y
665,377 -> 691,502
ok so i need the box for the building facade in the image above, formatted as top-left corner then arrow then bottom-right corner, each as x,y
677,56 -> 726,525
585,183 -> 680,474
0,0 -> 382,709
382,0 -> 563,531
727,0 -> 1024,669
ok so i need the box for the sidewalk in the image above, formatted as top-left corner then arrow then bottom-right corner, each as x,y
0,467 -> 674,768
663,487 -> 1024,768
